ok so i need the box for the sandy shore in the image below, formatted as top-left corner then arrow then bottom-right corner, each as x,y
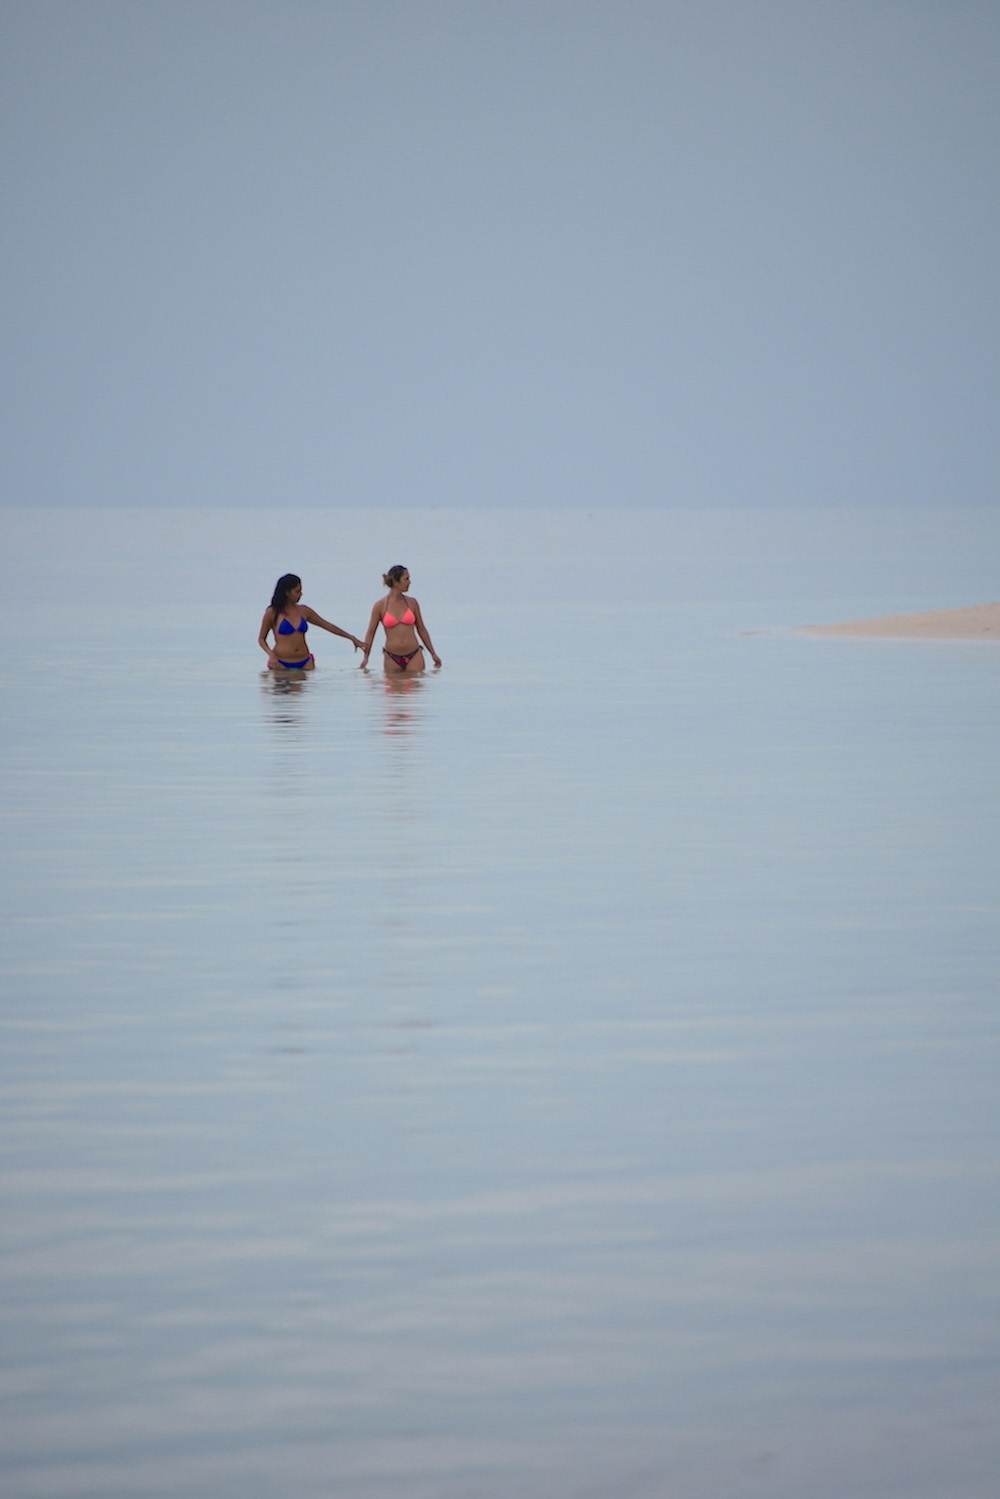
799,602 -> 1000,640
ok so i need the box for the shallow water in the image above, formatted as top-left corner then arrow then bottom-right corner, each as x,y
1,507 -> 998,1497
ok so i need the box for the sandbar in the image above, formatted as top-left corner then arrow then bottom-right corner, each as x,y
799,602 -> 1000,640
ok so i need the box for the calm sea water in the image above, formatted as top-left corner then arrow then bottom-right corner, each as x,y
1,506 -> 998,1499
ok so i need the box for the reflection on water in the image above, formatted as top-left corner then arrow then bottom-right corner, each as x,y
259,668 -> 313,748
260,665 -> 313,697
1,510 -> 998,1498
369,668 -> 428,739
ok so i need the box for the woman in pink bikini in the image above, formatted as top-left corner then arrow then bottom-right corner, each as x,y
258,573 -> 364,670
359,566 -> 441,674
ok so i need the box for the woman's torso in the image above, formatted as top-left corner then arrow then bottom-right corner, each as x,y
273,609 -> 311,660
381,596 -> 418,647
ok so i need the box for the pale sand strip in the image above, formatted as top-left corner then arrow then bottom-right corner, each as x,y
799,602 -> 1000,639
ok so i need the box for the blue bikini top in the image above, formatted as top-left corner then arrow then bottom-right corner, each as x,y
277,615 -> 308,635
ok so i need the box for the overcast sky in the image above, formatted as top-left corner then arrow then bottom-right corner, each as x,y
2,0 -> 998,509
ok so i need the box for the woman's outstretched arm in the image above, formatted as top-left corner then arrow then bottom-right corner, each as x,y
301,606 -> 363,650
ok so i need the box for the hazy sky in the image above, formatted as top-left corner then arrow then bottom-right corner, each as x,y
2,1 -> 998,509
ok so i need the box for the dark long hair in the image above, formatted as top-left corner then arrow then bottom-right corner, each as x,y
269,574 -> 301,616
383,564 -> 407,588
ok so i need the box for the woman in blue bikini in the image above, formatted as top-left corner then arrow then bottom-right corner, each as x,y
359,565 -> 441,673
259,574 -> 363,670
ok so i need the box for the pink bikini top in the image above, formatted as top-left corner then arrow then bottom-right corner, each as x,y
383,605 -> 415,628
